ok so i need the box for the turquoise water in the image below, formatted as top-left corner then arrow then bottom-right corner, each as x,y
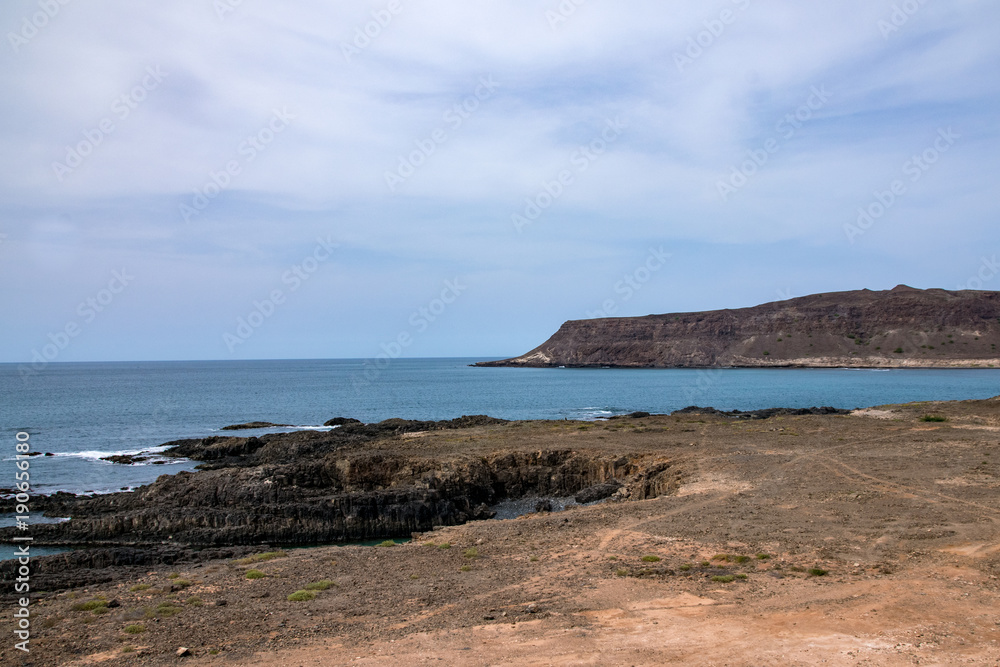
1,358 -> 997,498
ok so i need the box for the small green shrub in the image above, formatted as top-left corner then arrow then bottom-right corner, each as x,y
245,569 -> 266,579
186,597 -> 203,607
459,565 -> 472,572
807,568 -> 828,577
919,415 -> 948,422
287,590 -> 316,602
711,575 -> 735,583
529,555 -> 539,562
167,572 -> 180,579
303,580 -> 336,591
437,542 -> 452,550
700,561 -> 710,567
129,583 -> 152,592
607,555 -> 617,561
615,569 -> 628,577
172,579 -> 192,589
72,599 -> 108,612
641,555 -> 661,563
155,602 -> 183,617
736,573 -> 748,580
893,347 -> 904,354
733,555 -> 751,564
711,554 -> 730,562
755,553 -> 771,560
234,551 -> 287,565
123,624 -> 146,635
377,540 -> 397,547
679,563 -> 692,571
463,547 -> 479,559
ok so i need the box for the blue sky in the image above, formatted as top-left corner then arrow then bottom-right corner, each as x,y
1,0 -> 998,362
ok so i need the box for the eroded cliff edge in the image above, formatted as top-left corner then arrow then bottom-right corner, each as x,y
476,285 -> 1000,368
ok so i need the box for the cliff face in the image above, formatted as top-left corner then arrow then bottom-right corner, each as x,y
476,286 -> 1000,368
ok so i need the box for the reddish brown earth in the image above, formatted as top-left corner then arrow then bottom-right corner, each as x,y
3,396 -> 1000,666
476,285 -> 1000,368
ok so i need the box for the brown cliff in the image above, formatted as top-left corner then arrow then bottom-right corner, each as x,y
476,285 -> 1000,368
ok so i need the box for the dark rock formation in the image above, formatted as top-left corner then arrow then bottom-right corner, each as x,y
476,286 -> 1000,368
0,416 -> 683,550
672,406 -> 852,419
324,417 -> 362,427
100,454 -> 149,465
221,422 -> 291,430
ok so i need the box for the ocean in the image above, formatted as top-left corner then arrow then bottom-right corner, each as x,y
1,358 -> 998,556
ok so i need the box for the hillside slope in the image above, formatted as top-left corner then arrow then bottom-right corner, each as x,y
476,285 -> 1000,368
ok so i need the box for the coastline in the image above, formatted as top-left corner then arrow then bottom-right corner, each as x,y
3,396 -> 1000,665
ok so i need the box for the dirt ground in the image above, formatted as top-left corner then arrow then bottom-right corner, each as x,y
5,397 -> 1000,666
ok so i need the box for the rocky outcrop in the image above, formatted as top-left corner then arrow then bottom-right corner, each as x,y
2,416 -> 683,549
221,421 -> 290,430
476,286 -> 1000,368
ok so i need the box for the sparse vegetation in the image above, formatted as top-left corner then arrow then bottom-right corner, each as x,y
167,572 -> 180,579
711,554 -> 730,562
463,547 -> 479,559
245,569 -> 266,579
438,542 -> 452,550
186,596 -> 204,607
755,553 -> 771,560
459,565 -> 472,572
287,590 -> 317,602
733,555 -> 751,564
377,540 -> 397,547
615,569 -> 628,577
303,580 -> 337,591
123,624 -> 146,634
711,575 -> 735,583
172,579 -> 192,589
736,573 -> 748,580
679,563 -> 692,571
920,414 -> 948,422
641,555 -> 661,563
71,599 -> 108,612
129,583 -> 152,592
893,347 -> 904,354
234,551 -> 287,565
807,568 -> 828,577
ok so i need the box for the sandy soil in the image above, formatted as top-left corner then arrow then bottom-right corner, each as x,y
4,397 -> 1000,666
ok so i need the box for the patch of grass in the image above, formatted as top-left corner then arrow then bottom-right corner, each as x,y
736,573 -> 748,580
123,624 -> 146,635
167,572 -> 180,579
615,569 -> 628,577
377,540 -> 397,547
437,542 -> 452,550
679,563 -> 692,571
245,569 -> 266,579
71,599 -> 108,612
529,555 -> 539,562
172,579 -> 192,589
122,646 -> 135,653
755,553 -> 771,560
129,583 -> 152,592
463,547 -> 479,559
893,347 -> 904,354
459,565 -> 472,572
41,616 -> 61,628
607,555 -> 617,561
711,554 -> 730,562
303,580 -> 336,591
807,568 -> 828,577
762,351 -> 770,356
700,561 -> 710,567
287,590 -> 317,602
410,574 -> 419,579
920,414 -> 948,422
733,555 -> 751,564
154,601 -> 183,617
186,597 -> 203,607
789,565 -> 806,572
209,649 -> 220,655
641,555 -> 661,563
711,575 -> 735,583
234,550 -> 287,565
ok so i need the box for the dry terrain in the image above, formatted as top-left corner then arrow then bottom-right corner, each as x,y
4,397 -> 1000,666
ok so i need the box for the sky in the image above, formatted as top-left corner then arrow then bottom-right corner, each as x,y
1,0 -> 998,363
